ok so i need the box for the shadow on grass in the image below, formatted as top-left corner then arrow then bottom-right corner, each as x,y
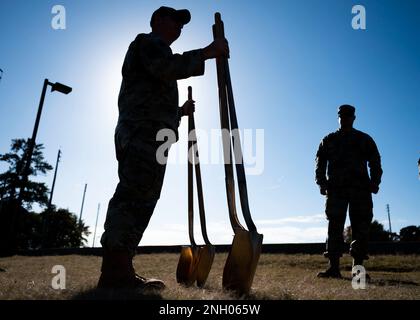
372,279 -> 419,287
343,266 -> 419,273
71,287 -> 164,300
247,291 -> 295,300
340,276 -> 419,287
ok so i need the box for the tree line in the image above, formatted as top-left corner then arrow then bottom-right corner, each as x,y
345,220 -> 420,243
0,138 -> 89,255
1,138 -> 418,255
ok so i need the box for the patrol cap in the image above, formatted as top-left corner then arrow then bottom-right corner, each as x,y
150,6 -> 191,27
338,104 -> 356,117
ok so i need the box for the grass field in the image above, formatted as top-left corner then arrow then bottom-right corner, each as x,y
0,253 -> 419,300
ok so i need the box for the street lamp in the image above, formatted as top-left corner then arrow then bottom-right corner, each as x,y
18,79 -> 72,205
51,82 -> 72,95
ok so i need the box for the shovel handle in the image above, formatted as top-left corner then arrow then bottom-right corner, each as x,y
187,89 -> 212,246
188,86 -> 192,100
214,13 -> 258,233
188,87 -> 196,247
213,14 -> 245,232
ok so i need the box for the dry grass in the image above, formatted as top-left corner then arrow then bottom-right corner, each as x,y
0,253 -> 419,300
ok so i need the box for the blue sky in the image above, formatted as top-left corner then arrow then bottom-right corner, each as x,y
0,0 -> 419,246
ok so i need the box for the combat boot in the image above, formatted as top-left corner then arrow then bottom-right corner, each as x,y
317,255 -> 342,279
97,250 -> 165,291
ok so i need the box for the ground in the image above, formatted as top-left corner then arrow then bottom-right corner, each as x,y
0,253 -> 419,300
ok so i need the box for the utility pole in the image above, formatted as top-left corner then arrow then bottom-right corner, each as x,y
92,203 -> 100,248
418,157 -> 420,179
48,149 -> 61,210
41,149 -> 61,248
18,79 -> 71,205
78,183 -> 87,225
387,204 -> 392,240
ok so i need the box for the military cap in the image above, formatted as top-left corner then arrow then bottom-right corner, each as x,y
338,104 -> 356,117
150,6 -> 191,27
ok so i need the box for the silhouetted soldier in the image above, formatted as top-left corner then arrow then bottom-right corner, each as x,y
98,7 -> 229,290
315,105 -> 383,278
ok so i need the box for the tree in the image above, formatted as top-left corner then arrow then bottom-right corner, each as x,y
344,220 -> 396,242
14,206 -> 90,250
0,138 -> 52,210
369,220 -> 393,242
41,207 -> 90,248
399,225 -> 420,242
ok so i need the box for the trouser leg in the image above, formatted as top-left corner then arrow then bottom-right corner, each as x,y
101,193 -> 158,256
317,193 -> 348,278
349,190 -> 373,262
101,133 -> 168,256
98,130 -> 169,289
324,193 -> 348,258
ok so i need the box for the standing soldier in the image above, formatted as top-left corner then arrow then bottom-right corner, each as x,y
315,105 -> 383,278
98,6 -> 229,290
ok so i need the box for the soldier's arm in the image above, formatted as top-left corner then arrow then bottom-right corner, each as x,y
315,139 -> 328,193
367,136 -> 383,188
139,37 -> 205,81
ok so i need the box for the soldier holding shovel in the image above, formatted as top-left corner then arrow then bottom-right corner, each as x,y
98,6 -> 228,290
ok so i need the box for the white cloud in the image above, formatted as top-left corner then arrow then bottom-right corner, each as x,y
259,226 -> 327,243
139,215 -> 327,245
257,214 -> 325,225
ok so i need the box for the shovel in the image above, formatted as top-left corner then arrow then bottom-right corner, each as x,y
176,93 -> 200,286
176,87 -> 215,287
213,13 -> 263,296
187,87 -> 216,287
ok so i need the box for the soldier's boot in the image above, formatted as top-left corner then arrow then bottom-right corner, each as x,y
352,257 -> 371,283
317,256 -> 342,279
97,250 -> 165,291
350,240 -> 370,282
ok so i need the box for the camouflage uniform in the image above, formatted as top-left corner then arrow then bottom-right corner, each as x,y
315,128 -> 382,260
101,32 -> 205,255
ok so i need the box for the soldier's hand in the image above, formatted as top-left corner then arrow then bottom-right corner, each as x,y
370,183 -> 379,194
203,39 -> 229,60
181,99 -> 195,116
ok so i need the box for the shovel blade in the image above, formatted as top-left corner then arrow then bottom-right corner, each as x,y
196,245 -> 215,288
222,229 -> 263,295
176,246 -> 199,286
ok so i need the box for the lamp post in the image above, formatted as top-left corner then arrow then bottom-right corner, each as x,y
18,79 -> 72,205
